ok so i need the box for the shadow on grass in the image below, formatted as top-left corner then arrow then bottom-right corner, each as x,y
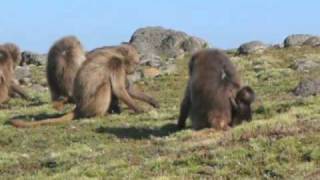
5,112 -> 65,125
96,123 -> 179,139
27,99 -> 48,107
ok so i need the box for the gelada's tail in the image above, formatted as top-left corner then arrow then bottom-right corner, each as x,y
10,111 -> 75,128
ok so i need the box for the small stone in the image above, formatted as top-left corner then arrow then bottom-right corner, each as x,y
31,84 -> 47,92
19,78 -> 32,85
161,64 -> 177,75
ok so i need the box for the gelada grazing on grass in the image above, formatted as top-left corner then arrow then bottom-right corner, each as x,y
0,45 -> 30,106
46,36 -> 86,110
177,49 -> 255,130
10,44 -> 159,128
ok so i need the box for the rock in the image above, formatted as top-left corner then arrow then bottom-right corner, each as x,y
272,43 -> 284,49
167,58 -> 176,63
293,78 -> 320,96
291,59 -> 320,72
143,67 -> 161,78
161,64 -> 177,75
129,27 -> 206,80
21,51 -> 47,66
31,84 -> 47,92
19,78 -> 32,86
180,36 -> 208,53
15,66 -> 31,81
238,41 -> 269,55
140,54 -> 163,67
303,36 -> 320,47
284,34 -> 313,47
130,26 -> 208,61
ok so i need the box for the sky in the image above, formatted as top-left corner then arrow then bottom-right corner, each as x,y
0,0 -> 319,53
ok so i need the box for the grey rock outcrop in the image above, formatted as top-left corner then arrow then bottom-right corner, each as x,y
238,41 -> 269,55
303,36 -> 320,47
284,34 -> 313,47
21,51 -> 47,66
129,27 -> 208,80
130,26 -> 209,62
293,78 -> 320,97
291,59 -> 320,72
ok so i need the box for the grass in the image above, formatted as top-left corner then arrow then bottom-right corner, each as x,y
1,47 -> 320,179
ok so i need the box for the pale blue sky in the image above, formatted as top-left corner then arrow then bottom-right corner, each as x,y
0,0 -> 319,52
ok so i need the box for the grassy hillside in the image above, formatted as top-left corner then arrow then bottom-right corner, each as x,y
1,47 -> 320,179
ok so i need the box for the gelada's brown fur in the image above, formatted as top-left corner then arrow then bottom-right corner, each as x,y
10,44 -> 159,128
0,46 -> 14,104
177,49 -> 242,130
86,45 -> 124,114
46,36 -> 86,110
2,43 -> 30,100
0,44 -> 30,105
2,43 -> 21,67
86,45 -> 160,114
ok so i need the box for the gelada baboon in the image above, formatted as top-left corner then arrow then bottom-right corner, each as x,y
177,49 -> 254,130
0,46 -> 14,104
86,45 -> 122,114
10,45 -> 159,128
46,36 -> 86,110
2,43 -> 30,100
86,45 -> 159,114
231,86 -> 255,126
0,44 -> 31,105
2,43 -> 22,67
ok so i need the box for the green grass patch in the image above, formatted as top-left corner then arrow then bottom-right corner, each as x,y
1,47 -> 320,179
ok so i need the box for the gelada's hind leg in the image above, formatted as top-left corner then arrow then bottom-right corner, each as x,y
78,83 -> 111,118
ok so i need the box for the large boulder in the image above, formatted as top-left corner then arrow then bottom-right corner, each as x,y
293,78 -> 320,97
291,58 -> 320,72
129,26 -> 209,63
283,34 -> 314,47
303,36 -> 320,47
238,41 -> 269,55
129,27 -> 208,80
21,51 -> 47,66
